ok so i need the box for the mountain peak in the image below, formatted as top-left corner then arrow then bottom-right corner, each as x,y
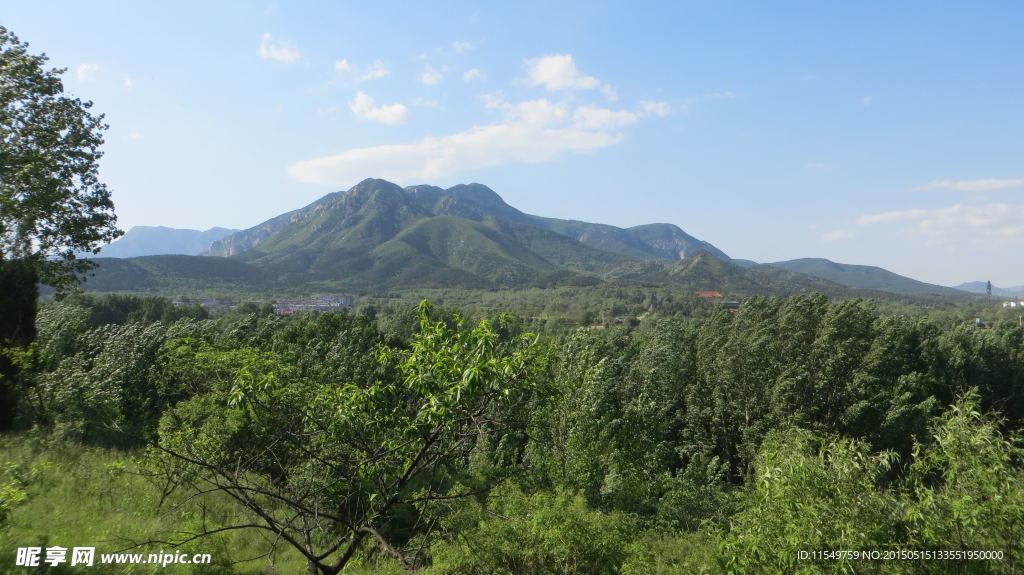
346,178 -> 406,201
445,183 -> 504,204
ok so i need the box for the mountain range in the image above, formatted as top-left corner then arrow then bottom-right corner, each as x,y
83,178 -> 979,299
98,226 -> 239,258
955,282 -> 1024,298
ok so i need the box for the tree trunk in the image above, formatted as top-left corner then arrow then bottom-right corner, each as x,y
0,258 -> 38,430
0,259 -> 38,346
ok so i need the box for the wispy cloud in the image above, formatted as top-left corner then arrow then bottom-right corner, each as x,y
463,68 -> 486,82
349,91 -> 408,125
450,41 -> 474,54
289,96 -> 667,186
862,96 -> 874,106
858,203 -> 1024,246
123,77 -> 134,89
639,101 -> 670,117
127,130 -> 144,141
857,209 -> 928,225
76,63 -> 102,82
258,33 -> 300,62
571,101 -> 669,130
359,60 -> 390,81
418,65 -> 445,86
409,98 -> 439,108
912,178 -> 1024,193
820,230 -> 855,241
334,59 -> 352,72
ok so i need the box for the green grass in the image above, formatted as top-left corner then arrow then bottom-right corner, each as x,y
0,434 -> 321,574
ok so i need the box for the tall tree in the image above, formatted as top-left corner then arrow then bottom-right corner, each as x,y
1,27 -> 119,427
151,302 -> 551,574
1,26 -> 120,334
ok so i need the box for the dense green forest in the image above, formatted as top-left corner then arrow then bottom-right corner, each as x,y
3,293 -> 1024,574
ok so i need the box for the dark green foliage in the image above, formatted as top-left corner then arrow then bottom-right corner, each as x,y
903,391 -> 1024,573
59,293 -> 209,327
34,319 -> 203,446
427,485 -> 636,575
149,301 -> 551,574
724,393 -> 1024,574
528,293 -> 1024,538
9,290 -> 1024,572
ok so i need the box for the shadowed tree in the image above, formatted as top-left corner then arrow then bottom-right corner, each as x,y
1,27 -> 120,427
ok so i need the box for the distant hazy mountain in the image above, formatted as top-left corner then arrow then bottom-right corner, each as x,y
765,258 -> 968,296
98,226 -> 238,258
956,282 -> 1024,298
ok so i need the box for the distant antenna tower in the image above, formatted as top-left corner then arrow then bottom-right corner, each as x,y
987,280 -> 992,297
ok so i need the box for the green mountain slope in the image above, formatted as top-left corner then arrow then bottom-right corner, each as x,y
765,258 -> 968,296
632,252 -> 912,299
203,179 -> 670,288
81,179 -> 972,301
625,223 -> 731,261
81,256 -> 269,291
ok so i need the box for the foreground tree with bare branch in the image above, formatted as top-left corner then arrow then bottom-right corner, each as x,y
149,302 -> 550,574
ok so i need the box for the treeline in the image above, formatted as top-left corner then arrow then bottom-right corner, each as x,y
2,293 -> 1024,573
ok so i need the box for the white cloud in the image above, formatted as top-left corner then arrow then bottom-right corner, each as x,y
288,96 -> 669,186
571,101 -> 670,130
334,59 -> 352,72
258,33 -> 301,62
639,101 -> 671,117
857,209 -> 928,225
463,68 -> 486,82
418,65 -> 445,86
572,106 -> 639,130
349,91 -> 409,125
913,178 -> 1024,193
481,91 -> 507,110
525,54 -> 600,91
820,230 -> 855,241
858,203 -> 1024,247
601,85 -> 619,102
862,96 -> 874,106
76,63 -> 101,82
511,99 -> 568,125
451,41 -> 474,54
123,77 -> 134,89
359,60 -> 389,81
127,130 -> 144,141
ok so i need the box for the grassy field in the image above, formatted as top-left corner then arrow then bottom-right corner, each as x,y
0,433 -> 365,574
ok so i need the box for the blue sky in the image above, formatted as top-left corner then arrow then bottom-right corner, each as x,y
3,1 -> 1023,286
